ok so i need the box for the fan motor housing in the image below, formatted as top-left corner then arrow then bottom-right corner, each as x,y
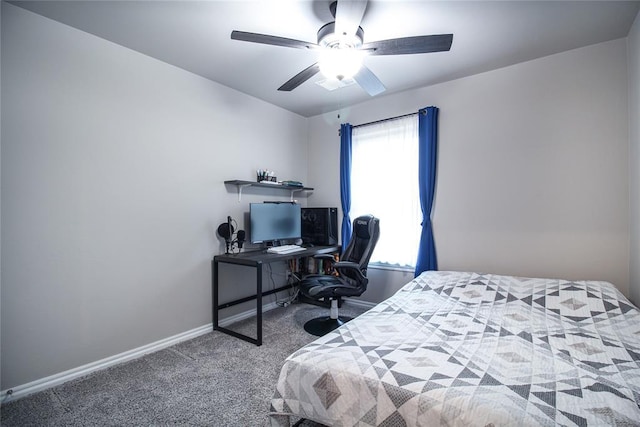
317,22 -> 364,49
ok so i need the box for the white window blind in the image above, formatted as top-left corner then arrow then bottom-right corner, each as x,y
350,115 -> 420,268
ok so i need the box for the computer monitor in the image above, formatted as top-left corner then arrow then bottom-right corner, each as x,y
249,202 -> 301,245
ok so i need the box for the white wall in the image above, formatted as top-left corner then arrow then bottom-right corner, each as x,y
308,38 -> 630,302
1,3 -> 308,390
629,10 -> 640,305
2,1 -> 635,395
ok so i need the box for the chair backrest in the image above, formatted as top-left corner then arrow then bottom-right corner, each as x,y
342,215 -> 380,277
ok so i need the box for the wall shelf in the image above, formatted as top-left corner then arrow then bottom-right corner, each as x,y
224,180 -> 314,202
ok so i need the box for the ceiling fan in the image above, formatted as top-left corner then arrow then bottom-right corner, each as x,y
231,0 -> 453,96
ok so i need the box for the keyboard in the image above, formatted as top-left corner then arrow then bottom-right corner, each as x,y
267,244 -> 305,254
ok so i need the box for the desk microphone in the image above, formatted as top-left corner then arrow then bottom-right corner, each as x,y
237,230 -> 245,249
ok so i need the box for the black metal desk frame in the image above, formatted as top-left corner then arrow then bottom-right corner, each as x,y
212,245 -> 340,346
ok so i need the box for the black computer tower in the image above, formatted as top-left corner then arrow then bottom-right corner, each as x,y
301,207 -> 338,246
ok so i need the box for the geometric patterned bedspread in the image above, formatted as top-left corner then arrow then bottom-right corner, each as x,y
269,271 -> 640,426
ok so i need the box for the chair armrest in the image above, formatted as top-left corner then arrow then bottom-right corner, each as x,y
314,254 -> 336,262
334,261 -> 367,282
314,253 -> 339,271
333,261 -> 359,269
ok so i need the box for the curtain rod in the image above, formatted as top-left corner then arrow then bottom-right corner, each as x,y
338,109 -> 427,135
352,111 -> 419,129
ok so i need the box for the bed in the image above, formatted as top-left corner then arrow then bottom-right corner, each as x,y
268,271 -> 640,426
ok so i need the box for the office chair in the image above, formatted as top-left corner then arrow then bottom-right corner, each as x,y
299,214 -> 380,336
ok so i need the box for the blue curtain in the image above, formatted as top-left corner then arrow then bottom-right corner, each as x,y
414,107 -> 438,276
340,123 -> 353,252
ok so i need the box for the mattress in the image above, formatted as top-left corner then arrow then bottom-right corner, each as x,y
268,271 -> 640,426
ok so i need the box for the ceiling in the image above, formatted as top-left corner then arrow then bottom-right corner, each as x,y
9,0 -> 640,118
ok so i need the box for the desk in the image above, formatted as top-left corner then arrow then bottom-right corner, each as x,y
212,245 -> 340,346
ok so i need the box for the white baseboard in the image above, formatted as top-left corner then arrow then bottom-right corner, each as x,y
0,302 -> 280,404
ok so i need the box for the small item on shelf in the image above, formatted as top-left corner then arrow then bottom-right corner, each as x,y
281,180 -> 304,187
257,169 -> 277,183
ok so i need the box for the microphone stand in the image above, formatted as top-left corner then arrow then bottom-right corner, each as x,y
226,216 -> 233,254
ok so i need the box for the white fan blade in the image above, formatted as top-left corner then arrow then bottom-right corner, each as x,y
335,0 -> 367,38
353,65 -> 385,96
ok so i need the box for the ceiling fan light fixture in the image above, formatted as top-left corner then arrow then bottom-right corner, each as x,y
317,22 -> 364,49
319,48 -> 364,81
231,0 -> 453,95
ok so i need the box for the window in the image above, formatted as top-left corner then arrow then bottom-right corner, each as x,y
350,115 -> 420,268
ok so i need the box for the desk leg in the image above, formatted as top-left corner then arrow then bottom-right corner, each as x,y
213,259 -> 219,331
256,263 -> 263,346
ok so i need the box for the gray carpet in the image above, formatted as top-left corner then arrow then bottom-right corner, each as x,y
0,303 -> 366,426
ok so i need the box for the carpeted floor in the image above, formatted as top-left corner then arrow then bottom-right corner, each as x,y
0,302 -> 366,426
